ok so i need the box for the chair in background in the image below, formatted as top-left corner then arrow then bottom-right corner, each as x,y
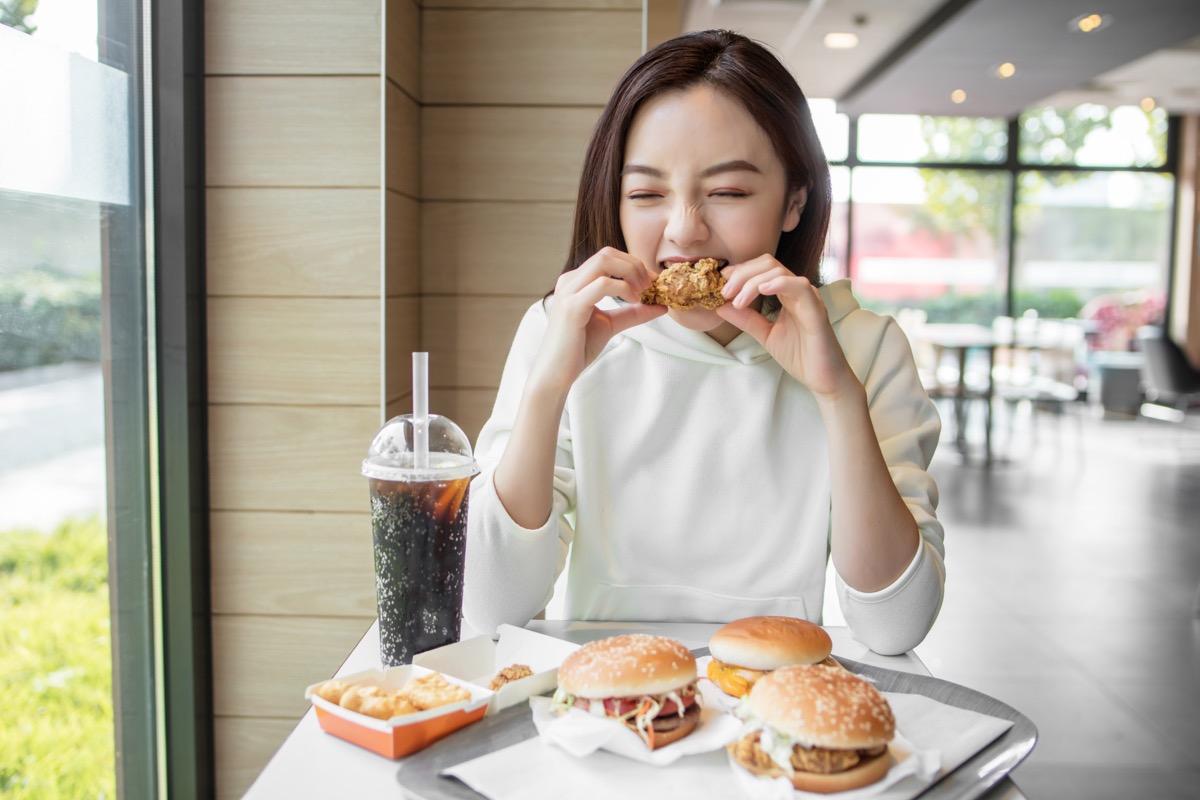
992,312 -> 1086,452
1136,327 -> 1200,424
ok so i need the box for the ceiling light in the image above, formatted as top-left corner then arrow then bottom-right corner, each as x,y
823,32 -> 859,49
1140,97 -> 1157,112
951,89 -> 967,104
1071,13 -> 1111,33
995,62 -> 1016,79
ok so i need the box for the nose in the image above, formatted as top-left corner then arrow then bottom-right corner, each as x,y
665,201 -> 709,249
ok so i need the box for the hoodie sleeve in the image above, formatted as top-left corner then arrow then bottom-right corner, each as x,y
833,312 -> 946,655
462,301 -> 577,636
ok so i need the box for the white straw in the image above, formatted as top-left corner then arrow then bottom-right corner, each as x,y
413,352 -> 429,469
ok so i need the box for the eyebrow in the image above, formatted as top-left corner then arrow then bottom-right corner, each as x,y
620,160 -> 762,179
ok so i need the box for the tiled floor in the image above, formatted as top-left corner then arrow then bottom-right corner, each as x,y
914,403 -> 1200,799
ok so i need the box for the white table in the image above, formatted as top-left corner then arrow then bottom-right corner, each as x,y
245,621 -> 1026,798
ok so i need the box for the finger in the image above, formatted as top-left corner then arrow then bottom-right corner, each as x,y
730,266 -> 793,309
576,247 -> 653,291
719,255 -> 777,300
604,302 -> 667,336
715,303 -> 773,346
570,275 -> 642,310
758,276 -> 823,321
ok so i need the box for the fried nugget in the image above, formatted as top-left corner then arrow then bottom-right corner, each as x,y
311,679 -> 353,705
640,258 -> 727,311
357,692 -> 418,720
337,684 -> 385,713
402,672 -> 471,710
489,664 -> 534,690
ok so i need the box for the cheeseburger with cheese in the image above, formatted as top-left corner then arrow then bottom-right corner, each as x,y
552,634 -> 700,749
707,616 -> 837,698
729,665 -> 895,793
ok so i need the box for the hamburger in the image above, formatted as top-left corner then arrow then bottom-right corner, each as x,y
551,634 -> 701,749
728,665 -> 895,794
707,616 -> 837,698
640,258 -> 727,311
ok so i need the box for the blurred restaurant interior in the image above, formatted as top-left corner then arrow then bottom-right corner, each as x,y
2,0 -> 1200,797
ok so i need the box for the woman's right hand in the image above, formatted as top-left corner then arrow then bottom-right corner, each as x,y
528,247 -> 665,396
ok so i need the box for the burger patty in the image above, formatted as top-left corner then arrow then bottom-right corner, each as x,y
732,730 -> 886,775
643,702 -> 700,732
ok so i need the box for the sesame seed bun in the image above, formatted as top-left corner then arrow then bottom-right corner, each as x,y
748,665 -> 895,750
709,616 -> 833,671
557,634 -> 697,699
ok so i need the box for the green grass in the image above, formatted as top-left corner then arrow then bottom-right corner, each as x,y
0,517 -> 115,799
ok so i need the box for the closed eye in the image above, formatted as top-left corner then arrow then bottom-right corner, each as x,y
710,191 -> 749,198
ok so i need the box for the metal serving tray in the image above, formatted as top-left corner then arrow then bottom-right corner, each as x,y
394,656 -> 1037,800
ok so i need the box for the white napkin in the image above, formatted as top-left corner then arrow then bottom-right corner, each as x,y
531,679 -> 743,765
443,690 -> 1013,800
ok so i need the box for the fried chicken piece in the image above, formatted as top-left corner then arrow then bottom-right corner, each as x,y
489,664 -> 534,690
641,258 -> 727,311
730,730 -> 875,776
402,672 -> 471,710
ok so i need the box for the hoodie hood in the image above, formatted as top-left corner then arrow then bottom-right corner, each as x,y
608,279 -> 861,366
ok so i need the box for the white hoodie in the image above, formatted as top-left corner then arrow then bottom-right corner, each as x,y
463,279 -> 945,655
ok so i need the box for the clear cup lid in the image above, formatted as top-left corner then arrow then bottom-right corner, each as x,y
361,414 -> 479,482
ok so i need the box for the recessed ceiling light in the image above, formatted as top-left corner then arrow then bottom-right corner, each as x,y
823,32 -> 860,49
1071,13 -> 1111,33
951,89 -> 967,104
1140,97 -> 1157,112
995,62 -> 1016,79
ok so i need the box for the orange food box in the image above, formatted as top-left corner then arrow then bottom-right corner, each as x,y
305,665 -> 492,760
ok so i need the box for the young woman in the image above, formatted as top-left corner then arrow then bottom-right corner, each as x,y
462,30 -> 944,655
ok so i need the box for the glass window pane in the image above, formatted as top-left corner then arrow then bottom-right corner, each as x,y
809,98 -> 849,162
857,114 -> 1008,164
1018,105 -> 1169,168
821,166 -> 850,283
849,167 -> 1010,324
1014,170 -> 1173,351
1,1 -> 146,796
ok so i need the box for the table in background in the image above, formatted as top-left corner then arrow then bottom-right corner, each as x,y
244,620 -> 1027,799
916,323 -> 998,462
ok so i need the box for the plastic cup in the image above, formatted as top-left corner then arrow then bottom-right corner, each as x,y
361,414 -> 479,666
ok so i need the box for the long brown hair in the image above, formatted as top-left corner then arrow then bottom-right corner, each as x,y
563,29 -> 832,285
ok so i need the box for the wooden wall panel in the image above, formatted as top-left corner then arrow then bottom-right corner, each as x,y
429,388 -> 499,445
207,297 -> 380,405
422,107 -> 600,202
207,188 -> 381,297
388,193 -> 422,296
386,296 -> 422,408
212,616 -> 373,718
206,77 -> 380,188
206,0 -> 381,75
208,405 -> 381,513
423,10 -> 640,105
387,0 -> 421,97
210,511 -> 376,617
387,84 -> 421,198
215,718 -> 299,800
422,295 -> 537,388
421,201 -> 570,296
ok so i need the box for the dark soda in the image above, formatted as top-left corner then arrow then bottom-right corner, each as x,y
369,474 -> 471,666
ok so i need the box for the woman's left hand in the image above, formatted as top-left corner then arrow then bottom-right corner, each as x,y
716,255 -> 860,401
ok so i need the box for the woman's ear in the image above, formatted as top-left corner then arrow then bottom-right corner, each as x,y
782,186 -> 808,233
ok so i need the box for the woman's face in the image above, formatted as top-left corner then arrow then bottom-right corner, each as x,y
620,85 -> 803,343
